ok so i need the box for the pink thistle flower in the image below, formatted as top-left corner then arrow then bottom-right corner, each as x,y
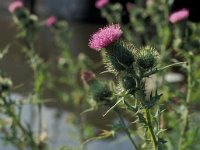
8,1 -> 23,13
88,24 -> 123,51
45,16 -> 57,27
95,0 -> 109,9
169,8 -> 189,23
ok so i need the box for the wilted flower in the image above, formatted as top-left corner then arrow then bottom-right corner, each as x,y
95,0 -> 109,9
8,1 -> 23,13
45,16 -> 57,27
81,71 -> 95,83
35,131 -> 48,145
169,8 -> 189,23
88,24 -> 123,51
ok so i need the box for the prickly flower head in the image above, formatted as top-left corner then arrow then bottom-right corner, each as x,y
105,41 -> 135,71
88,24 -> 123,51
135,46 -> 158,69
90,80 -> 112,104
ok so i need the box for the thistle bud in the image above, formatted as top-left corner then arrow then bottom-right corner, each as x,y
105,41 -> 135,71
122,75 -> 136,95
90,80 -> 112,104
0,77 -> 12,93
135,46 -> 158,69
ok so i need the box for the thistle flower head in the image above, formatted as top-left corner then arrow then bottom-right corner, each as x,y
45,16 -> 57,27
135,46 -> 158,69
0,76 -> 12,92
169,8 -> 189,23
88,24 -> 123,51
95,0 -> 109,9
8,1 -> 23,13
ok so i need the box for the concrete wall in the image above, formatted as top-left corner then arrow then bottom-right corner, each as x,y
37,0 -> 100,22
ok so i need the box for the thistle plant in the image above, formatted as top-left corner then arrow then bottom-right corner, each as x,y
7,1 -> 48,149
86,24 -> 186,150
46,16 -> 98,150
97,1 -> 200,149
169,6 -> 200,149
0,47 -> 41,149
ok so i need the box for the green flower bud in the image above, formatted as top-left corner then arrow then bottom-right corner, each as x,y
135,46 -> 158,69
90,80 -> 112,104
0,77 -> 12,92
105,41 -> 135,71
122,75 -> 136,95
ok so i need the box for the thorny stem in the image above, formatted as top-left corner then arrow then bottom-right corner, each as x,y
4,100 -> 38,149
124,97 -> 158,149
178,54 -> 192,150
137,80 -> 158,149
115,109 -> 139,150
27,36 -> 44,150
144,108 -> 157,150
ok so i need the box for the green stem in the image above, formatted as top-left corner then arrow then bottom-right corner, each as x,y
79,101 -> 86,150
6,104 -> 37,149
27,37 -> 44,150
143,62 -> 186,77
159,62 -> 186,71
178,54 -> 192,150
137,82 -> 158,149
115,110 -> 139,150
144,108 -> 157,150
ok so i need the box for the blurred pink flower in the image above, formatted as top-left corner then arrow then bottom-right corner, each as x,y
126,2 -> 135,12
95,0 -> 109,9
8,1 -> 23,13
45,16 -> 57,27
88,24 -> 123,51
169,8 -> 189,23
